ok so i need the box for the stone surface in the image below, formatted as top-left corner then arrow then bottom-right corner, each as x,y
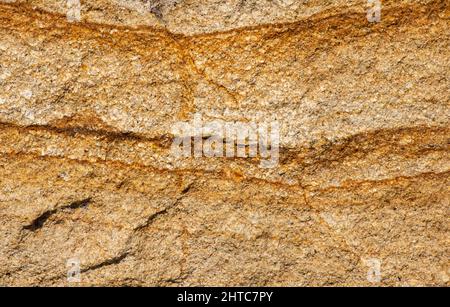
0,0 -> 449,286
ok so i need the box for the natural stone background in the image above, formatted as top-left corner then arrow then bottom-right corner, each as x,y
0,0 -> 448,286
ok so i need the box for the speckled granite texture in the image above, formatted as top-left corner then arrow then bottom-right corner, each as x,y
0,0 -> 448,286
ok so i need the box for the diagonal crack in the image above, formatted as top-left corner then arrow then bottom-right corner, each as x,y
76,183 -> 196,278
167,32 -> 241,108
133,182 -> 194,232
133,208 -> 169,232
22,198 -> 92,232
80,251 -> 130,274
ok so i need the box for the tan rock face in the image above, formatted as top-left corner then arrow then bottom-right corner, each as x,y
0,0 -> 449,286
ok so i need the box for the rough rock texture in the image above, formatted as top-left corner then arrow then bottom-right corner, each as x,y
0,0 -> 449,286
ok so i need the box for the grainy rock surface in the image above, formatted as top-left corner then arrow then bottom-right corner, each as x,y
0,0 -> 449,286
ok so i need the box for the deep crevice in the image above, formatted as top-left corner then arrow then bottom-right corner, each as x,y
80,252 -> 129,273
22,198 -> 92,232
22,209 -> 57,232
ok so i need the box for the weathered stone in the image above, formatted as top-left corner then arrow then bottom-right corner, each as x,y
0,0 -> 448,286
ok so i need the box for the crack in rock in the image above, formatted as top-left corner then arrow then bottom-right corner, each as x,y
80,251 -> 130,274
22,198 -> 92,232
